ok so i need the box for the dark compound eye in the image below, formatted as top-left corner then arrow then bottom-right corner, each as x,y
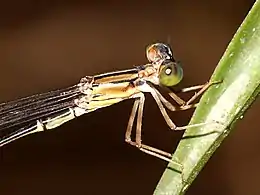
159,60 -> 183,87
146,43 -> 174,63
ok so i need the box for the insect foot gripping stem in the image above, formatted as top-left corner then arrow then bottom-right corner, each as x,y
173,123 -> 205,131
179,79 -> 223,108
172,119 -> 225,131
125,138 -> 184,172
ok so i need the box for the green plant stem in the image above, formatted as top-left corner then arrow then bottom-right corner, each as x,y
154,1 -> 260,194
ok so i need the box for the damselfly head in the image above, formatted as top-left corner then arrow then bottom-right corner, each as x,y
158,60 -> 183,87
146,43 -> 174,64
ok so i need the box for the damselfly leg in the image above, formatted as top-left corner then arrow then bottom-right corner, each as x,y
125,92 -> 182,167
163,81 -> 221,110
180,81 -> 221,106
124,82 -> 216,164
151,85 -> 197,112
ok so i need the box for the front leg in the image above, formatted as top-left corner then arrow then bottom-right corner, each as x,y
181,80 -> 222,106
163,80 -> 221,107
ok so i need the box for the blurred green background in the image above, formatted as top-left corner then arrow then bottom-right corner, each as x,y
0,1 -> 259,194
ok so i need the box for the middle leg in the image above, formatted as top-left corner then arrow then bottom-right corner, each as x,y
125,93 -> 182,166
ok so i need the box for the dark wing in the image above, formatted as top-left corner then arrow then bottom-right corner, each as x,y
0,85 -> 83,140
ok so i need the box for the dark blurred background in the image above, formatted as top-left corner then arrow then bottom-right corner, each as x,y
0,1 -> 259,194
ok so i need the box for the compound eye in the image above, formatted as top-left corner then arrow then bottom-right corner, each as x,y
159,61 -> 183,87
146,43 -> 174,63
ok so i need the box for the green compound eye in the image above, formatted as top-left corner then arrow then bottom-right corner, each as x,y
159,61 -> 183,87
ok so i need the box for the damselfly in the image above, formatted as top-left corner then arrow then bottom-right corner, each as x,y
0,43 -> 216,163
